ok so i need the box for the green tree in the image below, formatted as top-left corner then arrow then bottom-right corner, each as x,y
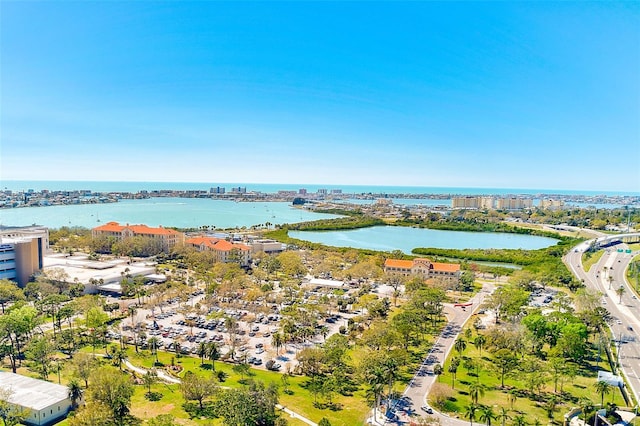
0,305 -> 40,373
455,338 -> 467,356
479,405 -> 497,426
86,367 -> 134,425
207,342 -> 220,371
180,371 -> 217,410
68,378 -> 83,409
73,352 -> 97,388
215,380 -> 280,426
0,280 -> 25,314
197,341 -> 208,366
142,369 -> 158,396
473,335 -> 486,355
594,380 -> 612,407
272,333 -> 284,356
498,407 -> 510,426
468,382 -> 486,405
511,414 -> 526,426
465,403 -> 479,426
0,388 -> 30,426
85,306 -> 109,355
25,335 -> 55,380
68,401 -> 112,426
148,336 -> 161,364
492,349 -> 518,388
448,357 -> 460,389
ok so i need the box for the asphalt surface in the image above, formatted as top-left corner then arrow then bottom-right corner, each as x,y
370,280 -> 496,426
564,238 -> 640,406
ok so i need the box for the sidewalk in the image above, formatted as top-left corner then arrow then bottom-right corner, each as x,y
123,358 -> 317,425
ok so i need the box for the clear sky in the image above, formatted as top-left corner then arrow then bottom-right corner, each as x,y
1,1 -> 639,192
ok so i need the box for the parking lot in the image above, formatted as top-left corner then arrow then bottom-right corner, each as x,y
113,288 -> 350,372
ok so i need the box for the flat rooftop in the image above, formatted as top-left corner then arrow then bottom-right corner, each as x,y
43,254 -> 156,285
0,372 -> 68,410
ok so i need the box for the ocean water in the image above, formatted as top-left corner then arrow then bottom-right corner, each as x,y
0,198 -> 341,229
2,180 -> 638,197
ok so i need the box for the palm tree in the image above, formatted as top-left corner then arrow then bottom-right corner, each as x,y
474,335 -> 486,356
506,389 -> 517,410
498,407 -> 510,426
207,342 -> 220,371
114,347 -> 127,371
128,305 -> 137,328
197,341 -> 208,366
365,382 -> 385,422
448,358 -> 460,389
594,380 -> 612,407
68,378 -> 83,409
319,325 -> 329,341
469,382 -> 486,404
148,337 -> 161,364
580,397 -> 594,424
382,357 -> 400,412
511,415 -> 526,426
455,338 -> 467,356
272,333 -> 284,356
464,403 -> 479,426
142,369 -> 158,395
479,405 -> 496,426
616,285 -> 625,303
185,318 -> 196,336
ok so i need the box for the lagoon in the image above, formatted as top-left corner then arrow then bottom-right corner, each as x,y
0,198 -> 340,229
289,226 -> 559,254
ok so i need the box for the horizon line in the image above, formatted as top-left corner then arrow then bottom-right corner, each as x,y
1,178 -> 638,196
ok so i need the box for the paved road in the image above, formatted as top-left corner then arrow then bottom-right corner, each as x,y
564,239 -> 640,405
371,281 -> 495,426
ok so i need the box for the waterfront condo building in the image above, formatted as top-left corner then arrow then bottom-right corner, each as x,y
92,222 -> 183,252
186,236 -> 251,266
384,258 -> 461,282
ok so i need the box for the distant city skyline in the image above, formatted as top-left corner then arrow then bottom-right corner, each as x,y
1,2 -> 639,192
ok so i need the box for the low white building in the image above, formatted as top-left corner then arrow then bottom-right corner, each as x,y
0,372 -> 71,425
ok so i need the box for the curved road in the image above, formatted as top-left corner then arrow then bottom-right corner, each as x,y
564,236 -> 640,405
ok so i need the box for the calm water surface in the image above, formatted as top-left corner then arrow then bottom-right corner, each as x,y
289,226 -> 559,254
0,198 -> 340,229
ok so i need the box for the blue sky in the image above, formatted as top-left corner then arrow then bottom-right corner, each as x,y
1,1 -> 639,192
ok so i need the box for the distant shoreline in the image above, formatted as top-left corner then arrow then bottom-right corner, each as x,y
2,180 -> 638,197
2,181 -> 639,212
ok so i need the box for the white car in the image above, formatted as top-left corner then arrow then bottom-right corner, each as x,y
421,405 -> 434,414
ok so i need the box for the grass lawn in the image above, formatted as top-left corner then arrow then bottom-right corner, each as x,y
432,329 -> 628,425
121,346 -> 371,425
582,250 -> 605,273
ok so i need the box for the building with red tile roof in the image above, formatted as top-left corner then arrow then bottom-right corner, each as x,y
384,257 -> 460,281
186,236 -> 251,266
92,222 -> 183,252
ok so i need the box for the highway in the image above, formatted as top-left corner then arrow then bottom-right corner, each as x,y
564,236 -> 640,405
367,231 -> 639,425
